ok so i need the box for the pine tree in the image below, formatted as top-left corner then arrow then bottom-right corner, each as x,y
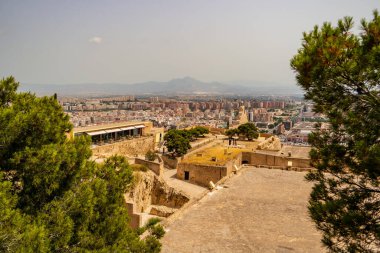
291,11 -> 380,252
237,123 -> 259,140
0,77 -> 163,252
164,130 -> 191,157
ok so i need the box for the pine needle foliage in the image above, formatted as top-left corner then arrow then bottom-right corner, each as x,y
291,11 -> 380,252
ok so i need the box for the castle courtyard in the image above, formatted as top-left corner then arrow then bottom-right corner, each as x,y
162,167 -> 324,253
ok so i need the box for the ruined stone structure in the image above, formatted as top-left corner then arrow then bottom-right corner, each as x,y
257,136 -> 282,151
125,171 -> 189,228
177,153 -> 242,187
175,134 -> 312,187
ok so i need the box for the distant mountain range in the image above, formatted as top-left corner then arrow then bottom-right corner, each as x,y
19,77 -> 302,97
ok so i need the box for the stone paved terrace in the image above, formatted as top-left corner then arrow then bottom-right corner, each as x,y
162,167 -> 324,253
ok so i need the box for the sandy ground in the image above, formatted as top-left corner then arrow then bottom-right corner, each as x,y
162,167 -> 324,253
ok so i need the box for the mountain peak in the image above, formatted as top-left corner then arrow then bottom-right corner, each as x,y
169,76 -> 199,83
19,77 -> 301,96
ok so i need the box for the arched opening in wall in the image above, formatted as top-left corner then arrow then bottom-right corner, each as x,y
242,160 -> 249,165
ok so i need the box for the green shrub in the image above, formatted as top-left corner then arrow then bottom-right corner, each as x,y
130,164 -> 148,172
145,150 -> 157,161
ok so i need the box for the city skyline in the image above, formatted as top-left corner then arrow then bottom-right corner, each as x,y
0,0 -> 379,87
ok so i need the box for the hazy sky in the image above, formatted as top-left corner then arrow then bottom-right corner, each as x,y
0,0 -> 378,86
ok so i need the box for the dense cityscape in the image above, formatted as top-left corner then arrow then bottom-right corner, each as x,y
61,95 -> 327,146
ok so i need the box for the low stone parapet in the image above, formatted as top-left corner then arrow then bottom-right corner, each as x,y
161,155 -> 181,170
135,157 -> 164,176
242,151 -> 311,168
256,164 -> 316,172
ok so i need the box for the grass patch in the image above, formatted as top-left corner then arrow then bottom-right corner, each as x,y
130,164 -> 148,172
183,146 -> 243,165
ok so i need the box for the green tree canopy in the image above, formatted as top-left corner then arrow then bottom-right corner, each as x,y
164,129 -> 191,157
291,11 -> 380,252
0,77 -> 163,252
225,124 -> 259,140
237,123 -> 259,140
225,128 -> 239,138
162,127 -> 209,156
145,150 -> 158,161
0,76 -> 19,108
190,126 -> 209,138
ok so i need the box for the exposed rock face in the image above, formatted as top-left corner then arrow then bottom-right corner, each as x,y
125,171 -> 189,217
257,136 -> 281,151
149,205 -> 178,217
151,177 -> 189,208
127,172 -> 153,213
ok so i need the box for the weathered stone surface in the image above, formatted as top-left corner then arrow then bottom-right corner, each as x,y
125,171 -> 190,221
257,136 -> 282,150
126,171 -> 154,213
149,205 -> 178,217
151,176 -> 190,208
161,155 -> 180,170
92,136 -> 155,158
177,153 -> 242,187
135,157 -> 164,176
242,151 -> 311,169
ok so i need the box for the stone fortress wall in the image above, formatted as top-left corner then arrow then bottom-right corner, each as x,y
242,151 -> 311,169
177,153 -> 242,187
92,136 -> 155,158
135,156 -> 164,176
177,163 -> 227,187
176,135 -> 312,188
